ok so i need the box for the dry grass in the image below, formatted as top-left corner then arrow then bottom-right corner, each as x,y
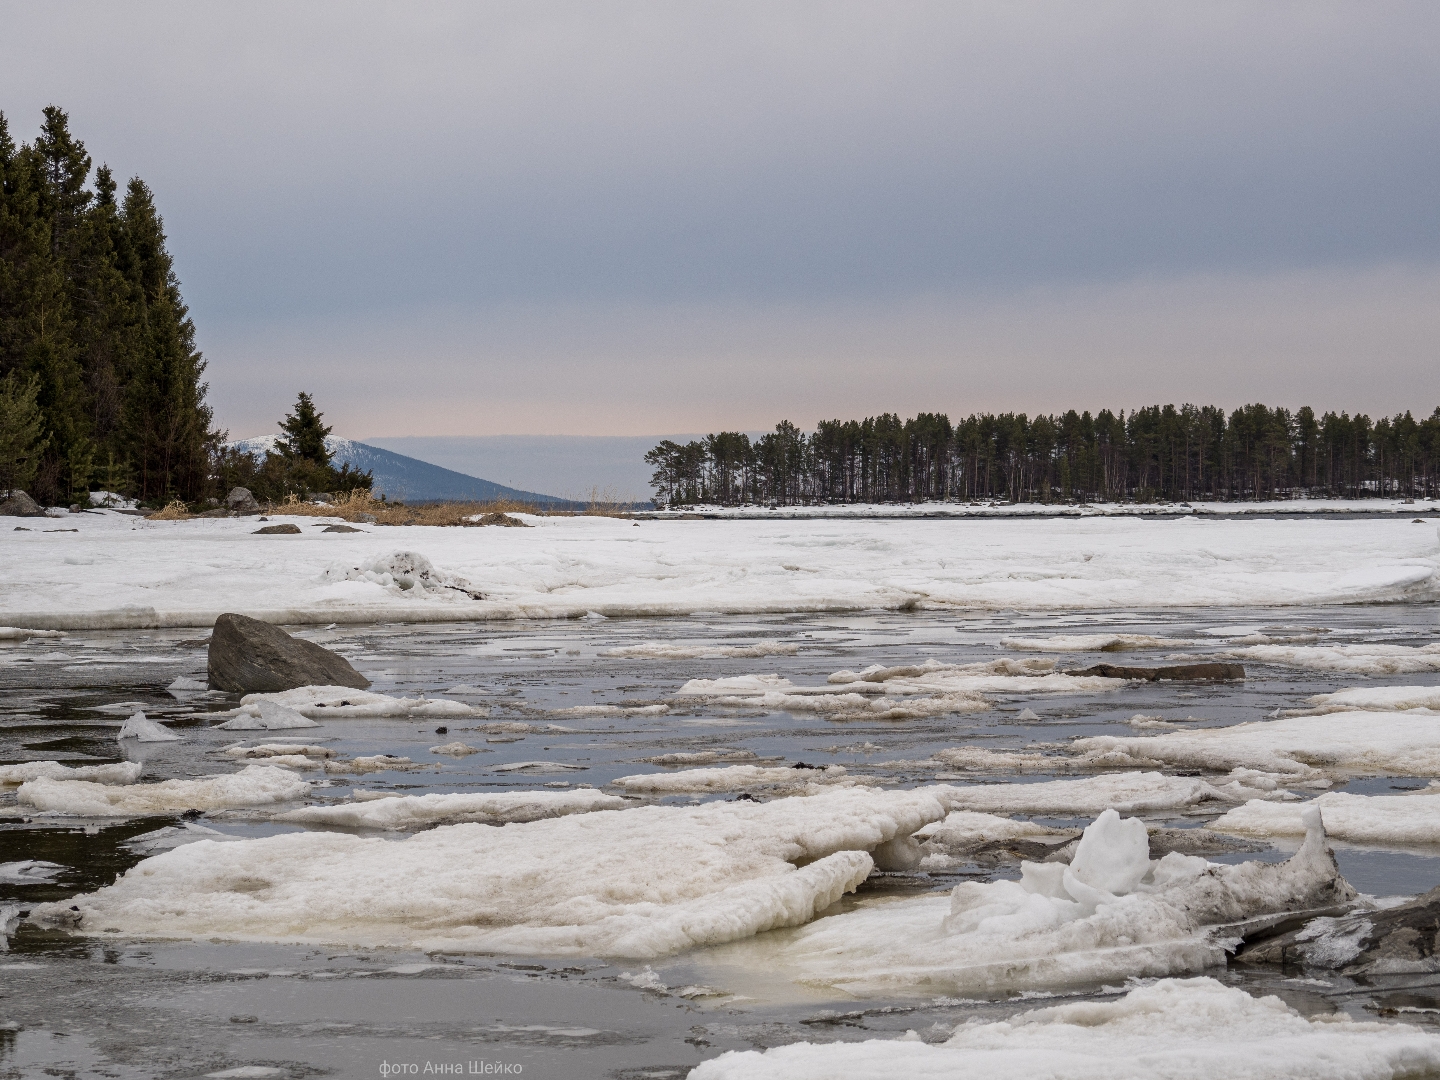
267,490 -> 534,527
146,500 -> 192,520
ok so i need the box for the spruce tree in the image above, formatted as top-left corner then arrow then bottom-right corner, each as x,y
277,392 -> 332,466
0,371 -> 48,495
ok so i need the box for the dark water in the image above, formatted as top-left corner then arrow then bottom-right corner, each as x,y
2,605 -> 1439,1078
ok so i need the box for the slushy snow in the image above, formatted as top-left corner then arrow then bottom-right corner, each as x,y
688,977 -> 1440,1080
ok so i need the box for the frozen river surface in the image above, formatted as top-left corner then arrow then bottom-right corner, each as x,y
4,514 -> 1440,1077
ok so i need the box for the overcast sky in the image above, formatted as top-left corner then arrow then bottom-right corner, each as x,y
4,2 -> 1438,439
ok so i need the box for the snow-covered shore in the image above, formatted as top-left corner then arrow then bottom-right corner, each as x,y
3,511 -> 1437,629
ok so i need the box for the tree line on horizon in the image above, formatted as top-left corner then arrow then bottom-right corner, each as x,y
645,405 -> 1440,507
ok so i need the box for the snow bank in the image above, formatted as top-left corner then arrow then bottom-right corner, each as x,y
0,760 -> 143,785
117,711 -> 181,742
1231,641 -> 1440,674
1071,711 -> 1440,778
941,772 -> 1289,815
999,634 -> 1191,652
277,789 -> 628,829
7,515 -> 1436,629
599,641 -> 799,659
16,765 -> 309,815
611,765 -> 849,794
769,807 -> 1354,997
688,976 -> 1440,1080
1213,790 -> 1440,846
32,787 -> 951,956
233,686 -> 474,719
1301,685 -> 1440,714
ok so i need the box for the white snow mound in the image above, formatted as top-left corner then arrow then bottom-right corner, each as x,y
688,976 -> 1440,1080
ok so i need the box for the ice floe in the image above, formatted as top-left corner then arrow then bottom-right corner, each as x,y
1229,642 -> 1440,674
216,699 -> 319,730
31,786 -> 951,955
610,764 -> 849,795
1213,790 -> 1440,847
688,976 -> 1440,1080
117,711 -> 182,742
231,685 -> 474,719
765,806 -> 1355,997
599,641 -> 799,659
16,765 -> 309,815
222,743 -> 335,759
493,760 -> 587,773
0,760 -> 143,785
276,789 -> 628,829
1070,711 -> 1440,778
1300,685 -> 1440,714
939,772 -> 1291,815
0,860 -> 65,884
122,822 -> 241,855
428,741 -> 484,755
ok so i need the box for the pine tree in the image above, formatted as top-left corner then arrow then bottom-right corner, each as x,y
277,392 -> 332,466
0,371 -> 48,494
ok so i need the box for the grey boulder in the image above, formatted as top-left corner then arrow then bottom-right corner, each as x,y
207,612 -> 370,693
225,486 -> 261,514
0,491 -> 44,517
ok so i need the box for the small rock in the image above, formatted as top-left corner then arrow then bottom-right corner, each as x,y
253,524 -> 302,534
323,524 -> 362,533
1071,662 -> 1245,681
356,512 -> 377,523
207,612 -> 371,693
225,486 -> 261,514
0,491 -> 44,517
435,726 -> 448,734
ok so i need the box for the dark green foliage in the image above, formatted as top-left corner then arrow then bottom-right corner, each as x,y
0,370 -> 48,494
277,392 -> 332,466
0,106 -> 217,504
649,406 -> 1440,507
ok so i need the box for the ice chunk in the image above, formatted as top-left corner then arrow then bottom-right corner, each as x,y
677,674 -> 799,696
166,676 -> 210,691
1302,684 -> 1440,714
493,760 -> 587,773
325,755 -> 420,774
914,811 -> 1071,847
234,685 -> 475,718
0,627 -> 65,640
0,760 -> 143,786
1070,711 -> 1440,778
322,550 -> 480,598
123,822 -> 239,855
639,750 -> 760,766
216,698 -> 320,730
600,641 -> 799,659
1213,790 -> 1440,846
31,786 -> 951,956
17,765 -> 309,816
223,744 -> 335,759
1230,641 -> 1440,674
117,711 -> 182,742
687,976 -> 1440,1080
277,789 -> 628,829
0,860 -> 65,884
764,807 -> 1355,997
549,703 -> 669,717
941,772 -> 1283,815
611,764 -> 848,794
428,741 -> 483,755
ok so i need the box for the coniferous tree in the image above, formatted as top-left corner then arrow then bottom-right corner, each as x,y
0,371 -> 47,495
277,392 -> 333,466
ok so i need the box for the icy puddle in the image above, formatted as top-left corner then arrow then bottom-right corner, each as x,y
4,605 -> 1440,1078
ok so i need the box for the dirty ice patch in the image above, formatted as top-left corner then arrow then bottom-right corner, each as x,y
760,807 -> 1353,998
940,772 -> 1291,816
1212,789 -> 1440,847
1300,685 -> 1440,714
0,860 -> 65,885
610,765 -> 850,795
234,686 -> 475,719
1070,711 -> 1440,779
16,765 -> 309,816
117,711 -> 182,742
599,641 -> 799,659
277,789 -> 628,830
687,976 -> 1440,1080
0,760 -> 143,785
999,634 -> 1192,652
321,550 -> 483,599
1229,642 -> 1440,674
31,787 -> 952,956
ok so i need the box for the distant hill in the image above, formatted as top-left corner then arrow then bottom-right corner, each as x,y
230,436 -> 577,506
